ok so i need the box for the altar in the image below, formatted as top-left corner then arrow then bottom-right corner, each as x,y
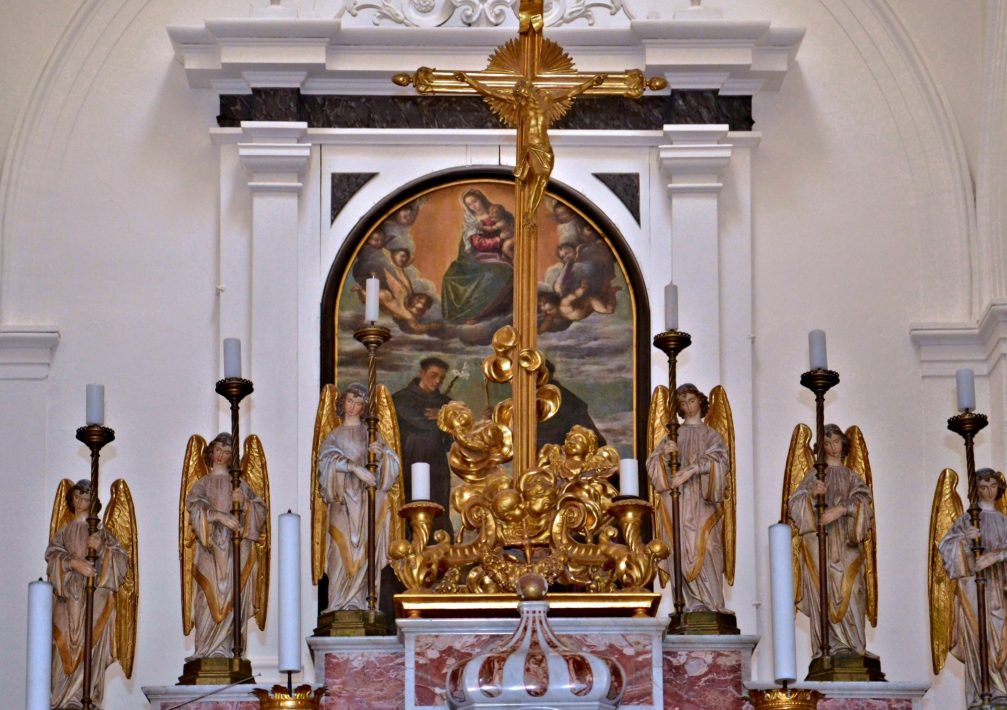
6,1 -> 999,709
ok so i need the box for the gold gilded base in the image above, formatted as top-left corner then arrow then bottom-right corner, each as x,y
314,608 -> 392,636
395,591 -> 661,619
668,610 -> 740,635
177,656 -> 254,685
806,652 -> 885,682
747,688 -> 824,709
252,684 -> 326,709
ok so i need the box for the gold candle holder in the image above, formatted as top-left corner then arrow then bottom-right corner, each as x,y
390,500 -> 447,602
747,688 -> 823,710
609,497 -> 669,598
253,684 -> 326,709
75,424 -> 115,710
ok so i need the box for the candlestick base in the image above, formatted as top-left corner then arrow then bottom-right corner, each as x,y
253,684 -> 326,709
313,608 -> 391,637
176,656 -> 253,685
668,609 -> 739,635
806,651 -> 885,682
746,688 -> 824,709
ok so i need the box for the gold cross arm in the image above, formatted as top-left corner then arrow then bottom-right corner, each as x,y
394,67 -> 667,99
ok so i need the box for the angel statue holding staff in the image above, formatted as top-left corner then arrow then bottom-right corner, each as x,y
46,478 -> 137,709
646,383 -> 736,622
179,432 -> 270,663
930,467 -> 1007,707
311,383 -> 402,614
784,423 -> 879,671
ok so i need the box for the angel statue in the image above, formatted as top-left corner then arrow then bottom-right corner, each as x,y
783,423 -> 881,678
311,383 -> 403,625
929,467 -> 1007,707
46,478 -> 137,709
179,432 -> 269,676
646,383 -> 736,631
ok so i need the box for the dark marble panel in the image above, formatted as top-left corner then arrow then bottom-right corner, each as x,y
594,173 -> 640,224
217,90 -> 753,131
331,173 -> 378,224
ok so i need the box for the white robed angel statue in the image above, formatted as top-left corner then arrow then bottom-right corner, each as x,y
646,383 -> 736,615
311,382 -> 403,612
783,423 -> 878,660
179,432 -> 270,659
929,467 -> 1007,707
47,478 -> 138,709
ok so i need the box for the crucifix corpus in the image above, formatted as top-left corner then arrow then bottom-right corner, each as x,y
393,0 -> 667,473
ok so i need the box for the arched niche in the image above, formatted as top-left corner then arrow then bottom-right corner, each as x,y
320,166 -> 651,462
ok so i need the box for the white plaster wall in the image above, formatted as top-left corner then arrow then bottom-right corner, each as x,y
0,1 -> 989,709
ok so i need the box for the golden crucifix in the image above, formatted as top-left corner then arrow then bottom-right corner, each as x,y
394,0 -> 667,473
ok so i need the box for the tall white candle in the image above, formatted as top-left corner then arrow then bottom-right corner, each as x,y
85,384 -> 104,426
664,283 -> 679,331
619,458 -> 639,497
223,338 -> 242,379
956,368 -> 976,412
808,330 -> 827,370
411,462 -> 431,501
278,512 -> 301,674
365,277 -> 380,322
26,579 -> 53,710
769,523 -> 797,684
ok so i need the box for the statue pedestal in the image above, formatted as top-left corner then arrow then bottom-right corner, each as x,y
143,684 -> 270,708
744,682 -> 929,710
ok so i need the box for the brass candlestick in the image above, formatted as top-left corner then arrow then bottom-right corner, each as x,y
948,409 -> 991,705
652,330 -> 691,630
609,497 -> 669,595
253,684 -> 326,709
747,688 -> 823,709
799,368 -> 839,669
215,376 -> 255,662
354,323 -> 391,616
391,500 -> 447,606
75,424 -> 115,710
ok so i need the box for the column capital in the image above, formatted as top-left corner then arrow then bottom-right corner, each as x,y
659,125 -> 732,194
237,121 -> 310,193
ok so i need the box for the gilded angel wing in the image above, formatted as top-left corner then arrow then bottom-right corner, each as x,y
49,479 -> 75,545
705,386 -> 735,585
375,384 -> 405,543
179,435 -> 208,636
311,384 -> 341,585
782,423 -> 815,605
928,468 -> 963,674
646,385 -> 672,587
104,479 -> 138,678
844,425 -> 877,627
241,435 -> 271,631
997,471 -> 1007,517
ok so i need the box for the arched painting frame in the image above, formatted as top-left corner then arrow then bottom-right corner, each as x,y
321,165 -> 650,482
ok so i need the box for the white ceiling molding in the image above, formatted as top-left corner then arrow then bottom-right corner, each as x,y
341,0 -> 651,28
821,0 -> 975,324
975,2 -> 1007,311
910,301 -> 1007,377
166,16 -> 803,96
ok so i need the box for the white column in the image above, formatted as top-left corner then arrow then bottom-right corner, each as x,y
234,121 -> 310,660
658,125 -> 732,384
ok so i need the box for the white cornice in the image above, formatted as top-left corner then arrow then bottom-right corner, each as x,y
166,17 -> 804,96
0,327 -> 61,380
910,301 -> 1007,377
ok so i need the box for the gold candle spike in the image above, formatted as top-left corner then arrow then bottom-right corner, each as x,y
747,687 -> 824,710
253,684 -> 326,709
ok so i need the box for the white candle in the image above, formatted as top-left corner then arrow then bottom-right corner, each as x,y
223,338 -> 242,379
278,512 -> 301,674
26,580 -> 53,710
808,330 -> 827,370
769,523 -> 797,684
956,368 -> 976,412
619,458 -> 639,498
365,277 -> 380,322
411,462 -> 431,501
664,283 -> 678,331
85,384 -> 104,426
